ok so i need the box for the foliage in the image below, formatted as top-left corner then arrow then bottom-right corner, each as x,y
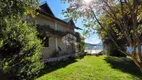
74,52 -> 86,59
37,24 -> 79,37
37,24 -> 82,44
0,0 -> 44,79
62,0 -> 142,72
75,32 -> 81,42
104,40 -> 126,57
74,33 -> 86,58
98,23 -> 126,57
37,24 -> 68,37
75,33 -> 85,52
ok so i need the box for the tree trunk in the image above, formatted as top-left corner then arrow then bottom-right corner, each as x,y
140,66 -> 142,73
138,63 -> 142,73
132,55 -> 142,73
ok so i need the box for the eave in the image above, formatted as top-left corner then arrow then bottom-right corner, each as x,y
36,9 -> 82,30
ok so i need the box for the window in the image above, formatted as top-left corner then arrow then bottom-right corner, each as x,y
43,37 -> 49,47
37,35 -> 49,47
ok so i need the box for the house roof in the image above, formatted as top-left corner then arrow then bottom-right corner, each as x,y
40,1 -> 55,17
38,2 -> 81,30
63,18 -> 72,22
63,18 -> 76,27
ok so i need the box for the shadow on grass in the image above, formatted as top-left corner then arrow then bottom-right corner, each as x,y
37,57 -> 77,78
104,56 -> 142,78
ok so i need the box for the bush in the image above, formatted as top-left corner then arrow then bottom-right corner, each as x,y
0,0 -> 44,79
0,17 -> 44,80
74,52 -> 87,59
104,41 -> 126,57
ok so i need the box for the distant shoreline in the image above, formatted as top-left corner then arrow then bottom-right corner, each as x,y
85,49 -> 103,54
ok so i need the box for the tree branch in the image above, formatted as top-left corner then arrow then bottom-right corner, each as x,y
103,0 -> 133,47
91,9 -> 130,56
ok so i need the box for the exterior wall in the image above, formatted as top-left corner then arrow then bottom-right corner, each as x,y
27,14 -> 55,29
27,15 -> 56,58
57,37 -> 75,56
27,14 -> 75,59
56,22 -> 75,56
56,22 -> 74,33
42,34 -> 56,58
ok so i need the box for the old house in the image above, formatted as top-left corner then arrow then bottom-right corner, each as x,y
27,2 -> 80,60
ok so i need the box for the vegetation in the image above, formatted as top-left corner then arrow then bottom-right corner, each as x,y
37,56 -> 142,80
37,24 -> 75,37
1,0 -> 141,79
75,33 -> 86,58
62,0 -> 142,72
98,26 -> 126,57
0,0 -> 44,79
75,33 -> 85,51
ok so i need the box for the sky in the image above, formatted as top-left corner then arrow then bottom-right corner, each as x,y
41,0 -> 102,44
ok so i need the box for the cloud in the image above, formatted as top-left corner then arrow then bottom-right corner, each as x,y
85,37 -> 102,44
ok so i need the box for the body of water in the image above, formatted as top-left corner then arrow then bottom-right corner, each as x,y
85,43 -> 103,54
85,49 -> 103,54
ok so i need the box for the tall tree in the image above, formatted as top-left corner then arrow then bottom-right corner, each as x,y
0,0 -> 44,79
62,0 -> 142,72
97,22 -> 127,57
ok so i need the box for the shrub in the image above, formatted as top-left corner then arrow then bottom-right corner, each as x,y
74,52 -> 87,59
0,17 -> 44,79
0,0 -> 44,79
104,41 -> 126,57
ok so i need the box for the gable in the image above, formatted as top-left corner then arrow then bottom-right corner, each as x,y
69,20 -> 76,26
63,18 -> 76,27
63,18 -> 71,23
39,2 -> 54,16
37,2 -> 81,30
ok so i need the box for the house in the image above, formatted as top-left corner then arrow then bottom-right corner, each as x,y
26,2 -> 81,59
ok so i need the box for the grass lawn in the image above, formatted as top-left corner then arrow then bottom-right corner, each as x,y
37,56 -> 142,80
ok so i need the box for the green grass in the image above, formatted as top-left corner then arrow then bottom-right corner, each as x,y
37,56 -> 142,80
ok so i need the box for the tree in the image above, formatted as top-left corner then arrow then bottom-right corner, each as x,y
98,23 -> 126,57
62,0 -> 142,72
0,0 -> 44,79
75,32 -> 86,53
